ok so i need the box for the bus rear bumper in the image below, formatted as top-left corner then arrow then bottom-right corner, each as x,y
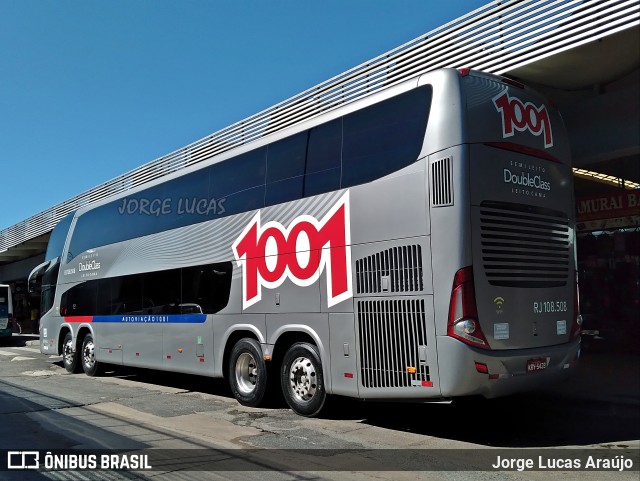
436,336 -> 581,399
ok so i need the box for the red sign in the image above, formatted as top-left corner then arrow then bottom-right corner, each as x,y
576,191 -> 639,222
493,91 -> 553,148
233,192 -> 352,310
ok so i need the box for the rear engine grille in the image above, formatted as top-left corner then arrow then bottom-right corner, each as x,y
355,245 -> 423,294
358,298 -> 430,388
479,201 -> 570,288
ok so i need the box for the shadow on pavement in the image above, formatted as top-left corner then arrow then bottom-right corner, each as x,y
36,333 -> 640,449
0,334 -> 39,348
356,337 -> 640,447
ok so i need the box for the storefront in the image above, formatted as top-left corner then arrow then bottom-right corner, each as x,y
575,176 -> 639,349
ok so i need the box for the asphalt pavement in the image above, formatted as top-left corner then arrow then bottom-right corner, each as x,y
18,332 -> 639,409
540,334 -> 639,408
0,332 -> 638,480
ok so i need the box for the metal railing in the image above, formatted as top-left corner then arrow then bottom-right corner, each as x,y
1,0 -> 638,253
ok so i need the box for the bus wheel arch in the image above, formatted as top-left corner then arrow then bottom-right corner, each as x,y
58,326 -> 71,356
271,331 -> 317,369
222,329 -> 261,380
76,326 -> 92,346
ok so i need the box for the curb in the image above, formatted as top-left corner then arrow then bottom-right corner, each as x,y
25,340 -> 41,347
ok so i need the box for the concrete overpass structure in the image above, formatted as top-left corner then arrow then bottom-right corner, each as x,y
1,0 -> 638,286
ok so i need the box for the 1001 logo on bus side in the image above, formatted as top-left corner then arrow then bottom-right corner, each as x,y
232,192 -> 353,310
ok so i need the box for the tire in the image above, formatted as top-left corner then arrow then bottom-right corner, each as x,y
80,333 -> 103,377
62,332 -> 81,373
280,342 -> 326,417
228,338 -> 268,407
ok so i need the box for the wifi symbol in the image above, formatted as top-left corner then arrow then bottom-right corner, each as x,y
494,297 -> 505,309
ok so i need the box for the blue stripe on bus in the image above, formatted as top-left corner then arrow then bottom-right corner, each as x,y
91,314 -> 207,324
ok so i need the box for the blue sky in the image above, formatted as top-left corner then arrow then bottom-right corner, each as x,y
0,0 -> 487,228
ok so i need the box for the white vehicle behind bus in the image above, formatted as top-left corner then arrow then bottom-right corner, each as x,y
0,284 -> 14,338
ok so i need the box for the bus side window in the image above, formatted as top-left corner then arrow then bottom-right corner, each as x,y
41,260 -> 61,315
182,262 -> 232,314
60,280 -> 97,317
142,268 -> 181,315
266,133 -> 307,183
265,132 -> 308,206
304,120 -> 342,198
110,275 -> 143,315
217,185 -> 265,217
210,148 -> 267,198
45,213 -> 74,262
342,87 -> 432,188
210,149 -> 267,216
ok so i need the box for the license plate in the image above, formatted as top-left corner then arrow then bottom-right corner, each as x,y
527,358 -> 548,373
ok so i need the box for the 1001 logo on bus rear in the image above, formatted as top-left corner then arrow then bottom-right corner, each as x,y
232,192 -> 353,310
493,91 -> 553,148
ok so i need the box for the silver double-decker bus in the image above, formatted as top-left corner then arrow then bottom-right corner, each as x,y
30,69 -> 581,416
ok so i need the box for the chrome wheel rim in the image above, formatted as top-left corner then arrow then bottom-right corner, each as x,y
289,356 -> 317,402
235,352 -> 258,395
63,338 -> 74,366
83,339 -> 96,370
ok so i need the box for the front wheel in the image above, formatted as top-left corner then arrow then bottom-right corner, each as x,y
62,332 -> 81,373
228,338 -> 268,407
81,333 -> 103,377
280,342 -> 326,417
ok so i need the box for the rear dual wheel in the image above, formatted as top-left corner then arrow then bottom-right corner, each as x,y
280,342 -> 327,417
80,333 -> 103,377
62,332 -> 103,376
62,332 -> 81,373
228,338 -> 327,417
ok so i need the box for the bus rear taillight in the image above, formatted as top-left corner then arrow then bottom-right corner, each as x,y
447,267 -> 490,349
571,274 -> 583,340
